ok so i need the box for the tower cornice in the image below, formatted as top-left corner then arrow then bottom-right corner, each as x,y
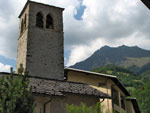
18,0 -> 64,18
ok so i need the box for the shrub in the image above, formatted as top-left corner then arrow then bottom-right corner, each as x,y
66,102 -> 102,113
0,64 -> 35,113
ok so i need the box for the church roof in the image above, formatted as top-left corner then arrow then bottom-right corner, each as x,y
0,72 -> 110,98
29,77 -> 111,98
18,0 -> 64,18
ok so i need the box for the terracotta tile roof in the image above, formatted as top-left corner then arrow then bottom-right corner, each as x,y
29,77 -> 110,98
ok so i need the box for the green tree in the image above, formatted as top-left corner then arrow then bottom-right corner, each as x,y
66,102 -> 120,113
0,64 -> 35,113
140,70 -> 150,82
66,102 -> 102,113
133,82 -> 150,113
91,65 -> 140,87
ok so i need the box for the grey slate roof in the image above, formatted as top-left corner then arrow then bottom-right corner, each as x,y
29,77 -> 110,98
0,72 -> 110,98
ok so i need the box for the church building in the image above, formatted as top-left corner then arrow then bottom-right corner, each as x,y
0,1 -> 141,113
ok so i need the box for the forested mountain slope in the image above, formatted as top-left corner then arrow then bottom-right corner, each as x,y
70,45 -> 150,74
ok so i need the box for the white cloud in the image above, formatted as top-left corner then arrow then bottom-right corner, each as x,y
0,0 -> 26,59
0,62 -> 11,72
116,32 -> 150,50
0,0 -> 80,59
65,0 -> 150,66
0,0 -> 150,67
66,38 -> 115,66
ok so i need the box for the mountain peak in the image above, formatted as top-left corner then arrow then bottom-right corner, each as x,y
100,45 -> 110,50
100,45 -> 139,50
119,45 -> 129,48
118,45 -> 141,49
70,45 -> 150,71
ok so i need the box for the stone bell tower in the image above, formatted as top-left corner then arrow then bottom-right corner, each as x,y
16,1 -> 64,80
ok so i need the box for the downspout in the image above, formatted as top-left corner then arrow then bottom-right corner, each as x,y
100,98 -> 105,103
43,98 -> 52,113
100,98 -> 105,113
111,83 -> 117,110
106,77 -> 110,111
107,78 -> 117,112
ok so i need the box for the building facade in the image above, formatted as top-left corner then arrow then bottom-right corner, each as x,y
12,1 -> 141,113
17,1 -> 64,80
65,68 -> 140,113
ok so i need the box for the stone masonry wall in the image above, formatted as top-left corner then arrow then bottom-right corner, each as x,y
27,2 -> 64,80
16,4 -> 30,71
17,1 -> 64,80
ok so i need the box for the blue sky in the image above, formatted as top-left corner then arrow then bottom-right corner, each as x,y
0,0 -> 86,72
65,0 -> 86,65
74,0 -> 86,20
0,0 -> 150,72
0,55 -> 16,68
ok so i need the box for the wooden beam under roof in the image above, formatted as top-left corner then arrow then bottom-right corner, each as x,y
141,0 -> 150,9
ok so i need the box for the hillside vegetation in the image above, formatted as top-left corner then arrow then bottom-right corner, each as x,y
92,65 -> 150,113
121,57 -> 150,68
91,65 -> 140,87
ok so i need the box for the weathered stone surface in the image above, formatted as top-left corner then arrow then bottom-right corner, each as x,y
17,1 -> 64,80
29,77 -> 110,98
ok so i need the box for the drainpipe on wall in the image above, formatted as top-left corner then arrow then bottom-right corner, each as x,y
100,98 -> 105,103
111,83 -> 118,112
111,84 -> 116,104
106,78 -> 110,111
43,98 -> 52,113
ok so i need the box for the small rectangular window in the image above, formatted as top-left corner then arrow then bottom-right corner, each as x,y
112,88 -> 119,106
121,96 -> 125,109
98,82 -> 106,87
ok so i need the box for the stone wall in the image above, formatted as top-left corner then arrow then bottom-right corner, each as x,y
17,1 -> 64,80
16,3 -> 30,71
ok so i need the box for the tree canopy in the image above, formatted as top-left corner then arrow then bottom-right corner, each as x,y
0,65 -> 35,113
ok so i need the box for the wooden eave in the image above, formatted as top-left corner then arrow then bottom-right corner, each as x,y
141,0 -> 150,9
